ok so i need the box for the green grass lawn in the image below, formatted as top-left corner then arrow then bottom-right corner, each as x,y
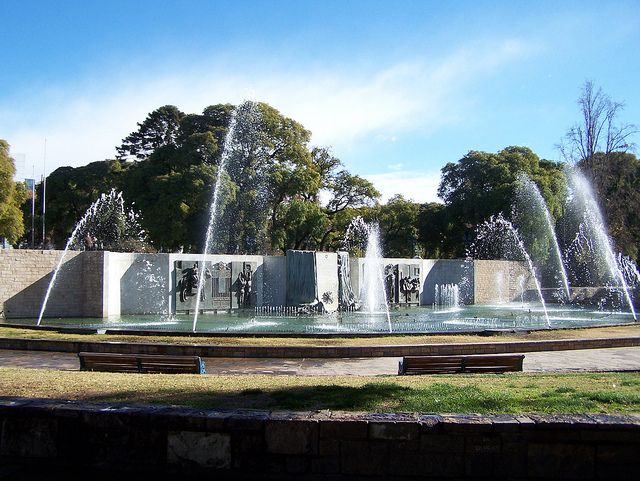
1,367 -> 638,414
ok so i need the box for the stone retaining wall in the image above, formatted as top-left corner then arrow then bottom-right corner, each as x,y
0,249 -> 105,318
1,397 -> 638,479
474,260 -> 535,304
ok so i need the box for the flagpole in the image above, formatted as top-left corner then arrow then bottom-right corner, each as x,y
41,138 -> 46,249
31,162 -> 35,248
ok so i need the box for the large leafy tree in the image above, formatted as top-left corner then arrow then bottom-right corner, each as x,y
378,195 -> 422,258
437,146 -> 566,257
41,160 -> 127,247
116,105 -> 185,161
308,147 -> 380,252
579,151 -> 640,261
21,102 -> 380,253
0,140 -> 26,244
417,202 -> 457,259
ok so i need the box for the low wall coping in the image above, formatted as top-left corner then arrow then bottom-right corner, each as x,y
0,335 -> 639,358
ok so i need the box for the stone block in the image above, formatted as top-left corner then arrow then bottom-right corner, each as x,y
369,421 -> 419,440
390,451 -> 466,477
341,439 -> 389,476
420,433 -> 465,453
167,430 -> 231,469
418,414 -> 444,431
311,456 -> 340,474
440,414 -> 494,433
597,444 -> 640,462
0,417 -> 58,458
389,439 -> 421,453
225,410 -> 269,432
232,432 -> 263,454
127,427 -> 167,467
318,437 -> 340,456
320,419 -> 368,440
465,434 -> 502,454
528,442 -> 595,479
495,442 -> 528,478
265,420 -> 318,455
285,455 -> 309,474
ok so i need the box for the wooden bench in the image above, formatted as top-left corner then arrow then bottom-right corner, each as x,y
78,352 -> 206,374
398,354 -> 524,375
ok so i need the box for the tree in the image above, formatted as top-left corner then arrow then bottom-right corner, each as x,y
116,105 -> 185,161
378,195 -> 422,258
559,82 -> 640,263
417,202 -> 457,258
438,146 -> 566,256
41,160 -> 127,247
581,151 -> 640,261
316,150 -> 380,251
559,81 -> 638,173
26,102 -> 380,254
0,140 -> 26,244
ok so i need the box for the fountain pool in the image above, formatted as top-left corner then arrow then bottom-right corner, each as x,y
9,303 -> 635,335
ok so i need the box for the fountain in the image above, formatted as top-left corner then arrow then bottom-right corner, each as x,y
37,189 -> 145,325
192,101 -> 261,332
434,283 -> 460,309
566,168 -> 637,320
495,270 -> 506,304
358,221 -> 392,332
472,213 -> 551,327
514,174 -> 571,300
16,159 -> 637,333
618,254 -> 640,289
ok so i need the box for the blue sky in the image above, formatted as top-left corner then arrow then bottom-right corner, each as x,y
2,0 -> 639,202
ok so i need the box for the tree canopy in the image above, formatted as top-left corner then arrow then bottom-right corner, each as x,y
0,140 -> 26,244
11,87 -> 638,267
435,146 -> 566,257
31,102 -> 380,253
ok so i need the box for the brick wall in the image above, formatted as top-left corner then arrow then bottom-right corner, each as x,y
0,250 -> 104,319
1,398 -> 638,479
474,260 -> 535,304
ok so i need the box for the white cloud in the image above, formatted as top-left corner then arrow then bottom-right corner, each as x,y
364,170 -> 442,204
0,38 -> 534,179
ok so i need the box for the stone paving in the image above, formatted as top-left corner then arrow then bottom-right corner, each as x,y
1,346 -> 639,375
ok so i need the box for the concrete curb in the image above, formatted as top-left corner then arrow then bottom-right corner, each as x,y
0,336 -> 639,358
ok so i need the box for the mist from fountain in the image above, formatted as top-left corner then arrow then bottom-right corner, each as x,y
618,254 -> 640,289
37,189 -> 145,325
435,283 -> 460,309
495,270 -> 505,304
358,221 -> 392,332
514,174 -> 571,300
567,169 -> 637,320
192,102 -> 261,332
473,213 -> 551,327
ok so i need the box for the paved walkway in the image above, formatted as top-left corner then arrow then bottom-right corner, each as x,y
1,347 -> 640,375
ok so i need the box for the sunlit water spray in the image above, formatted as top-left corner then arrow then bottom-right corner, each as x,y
192,101 -> 261,332
514,174 -> 571,300
37,190 -> 145,325
567,169 -> 636,320
360,222 -> 392,332
473,213 -> 551,327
